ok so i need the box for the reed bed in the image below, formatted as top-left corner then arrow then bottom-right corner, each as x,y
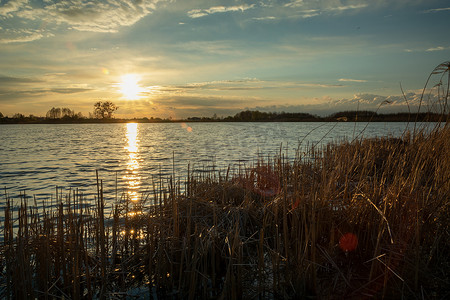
1,124 -> 449,299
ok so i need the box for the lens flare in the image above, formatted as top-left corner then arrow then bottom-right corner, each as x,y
339,232 -> 358,252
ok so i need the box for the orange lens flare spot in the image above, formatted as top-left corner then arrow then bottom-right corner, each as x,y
181,123 -> 193,132
339,233 -> 358,252
292,198 -> 300,210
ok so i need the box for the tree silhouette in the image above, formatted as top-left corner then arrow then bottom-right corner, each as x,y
46,107 -> 61,119
46,107 -> 77,119
12,113 -> 25,119
94,101 -> 118,119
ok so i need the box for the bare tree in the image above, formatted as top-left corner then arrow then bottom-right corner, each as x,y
46,107 -> 82,119
94,101 -> 118,119
61,107 -> 75,118
46,107 -> 61,119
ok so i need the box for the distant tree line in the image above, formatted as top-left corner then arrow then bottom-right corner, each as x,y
0,101 -> 120,124
227,110 -> 320,122
46,107 -> 84,119
1,107 -> 446,124
187,110 -> 445,122
325,110 -> 445,122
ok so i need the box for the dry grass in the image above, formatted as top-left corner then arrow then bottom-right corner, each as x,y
1,123 -> 449,299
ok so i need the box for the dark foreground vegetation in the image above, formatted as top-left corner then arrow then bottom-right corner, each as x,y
1,124 -> 449,299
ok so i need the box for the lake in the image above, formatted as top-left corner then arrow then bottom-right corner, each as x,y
0,122 -> 430,208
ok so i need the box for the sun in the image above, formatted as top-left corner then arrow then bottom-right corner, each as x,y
119,74 -> 144,100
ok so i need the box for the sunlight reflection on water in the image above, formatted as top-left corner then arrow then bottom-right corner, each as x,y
124,123 -> 141,202
0,121 -> 440,210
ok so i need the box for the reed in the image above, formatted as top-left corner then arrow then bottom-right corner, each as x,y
0,122 -> 448,299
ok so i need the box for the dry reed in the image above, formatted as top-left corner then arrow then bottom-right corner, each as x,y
1,123 -> 449,299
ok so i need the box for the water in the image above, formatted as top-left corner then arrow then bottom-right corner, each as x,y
0,122 -> 427,206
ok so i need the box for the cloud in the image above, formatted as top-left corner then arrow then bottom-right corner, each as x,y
50,88 -> 92,94
156,95 -> 247,108
0,0 -> 28,16
283,0 -> 368,15
138,79 -> 265,95
0,87 -> 92,97
426,46 -> 445,52
175,40 -> 245,56
252,16 -> 277,21
339,78 -> 368,83
404,45 -> 449,53
328,92 -> 441,111
423,7 -> 450,13
0,31 -> 46,44
296,83 -> 343,88
284,1 -> 304,8
187,4 -> 255,18
299,11 -> 321,18
241,0 -> 374,22
328,4 -> 368,11
244,91 -> 436,117
0,75 -> 41,84
5,0 -> 164,33
0,74 -> 92,101
144,79 -> 343,95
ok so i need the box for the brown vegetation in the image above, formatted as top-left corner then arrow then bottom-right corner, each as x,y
1,123 -> 449,299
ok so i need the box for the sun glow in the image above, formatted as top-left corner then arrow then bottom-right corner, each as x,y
119,74 -> 144,100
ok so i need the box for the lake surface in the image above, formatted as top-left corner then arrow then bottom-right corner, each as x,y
0,122 -> 431,208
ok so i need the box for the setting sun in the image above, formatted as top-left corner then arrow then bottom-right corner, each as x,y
119,74 -> 144,100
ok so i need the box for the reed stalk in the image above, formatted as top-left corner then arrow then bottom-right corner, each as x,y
1,122 -> 449,299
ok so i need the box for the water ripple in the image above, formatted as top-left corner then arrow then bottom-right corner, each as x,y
1,122 -> 432,205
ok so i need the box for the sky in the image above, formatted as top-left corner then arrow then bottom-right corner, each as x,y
0,0 -> 449,119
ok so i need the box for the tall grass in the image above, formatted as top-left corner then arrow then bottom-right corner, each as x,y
1,123 -> 449,299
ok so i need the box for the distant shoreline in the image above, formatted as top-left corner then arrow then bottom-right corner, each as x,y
0,110 -> 447,124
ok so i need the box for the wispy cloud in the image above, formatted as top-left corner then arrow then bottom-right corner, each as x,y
0,73 -> 92,101
252,16 -> 277,21
0,86 -> 92,97
0,0 -> 28,16
423,7 -> 450,13
426,46 -> 445,52
0,31 -> 47,44
339,78 -> 367,83
328,4 -> 368,11
4,0 -> 164,33
0,75 -> 41,84
284,0 -> 304,8
296,83 -> 343,88
149,79 -> 343,94
231,91 -> 427,117
187,4 -> 255,18
283,0 -> 368,16
330,93 -> 427,109
404,45 -> 449,53
174,40 -> 246,56
50,88 -> 92,94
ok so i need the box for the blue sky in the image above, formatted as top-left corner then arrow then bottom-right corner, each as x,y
0,0 -> 449,118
